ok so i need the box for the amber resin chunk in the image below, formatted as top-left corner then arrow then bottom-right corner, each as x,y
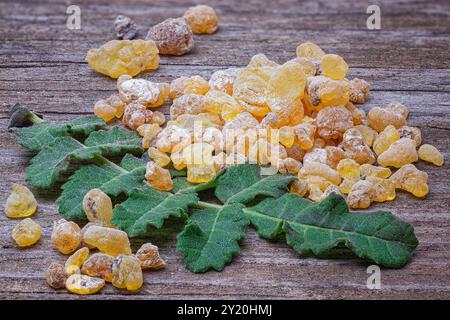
66,274 -> 105,295
51,219 -> 82,255
83,225 -> 132,256
112,255 -> 143,291
4,184 -> 37,218
183,5 -> 218,34
86,40 -> 159,78
12,218 -> 42,247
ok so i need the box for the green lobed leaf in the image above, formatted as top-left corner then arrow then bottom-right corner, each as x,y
111,186 -> 199,237
176,203 -> 249,272
57,154 -> 146,219
82,126 -> 142,154
243,193 -> 418,268
11,116 -> 106,152
215,164 -> 296,204
65,116 -> 107,137
26,127 -> 142,189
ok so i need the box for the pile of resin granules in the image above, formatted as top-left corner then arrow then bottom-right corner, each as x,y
3,4 -> 444,295
92,40 -> 443,210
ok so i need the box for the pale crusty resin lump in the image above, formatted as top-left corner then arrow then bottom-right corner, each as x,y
183,76 -> 210,95
296,42 -> 325,61
316,106 -> 353,140
4,184 -> 38,218
373,125 -> 399,156
349,78 -> 371,104
148,147 -> 171,167
117,75 -> 170,108
145,17 -> 194,56
337,158 -> 360,180
135,243 -> 166,270
122,103 -> 154,130
140,124 -> 163,149
305,76 -> 351,111
86,40 -> 160,78
208,68 -> 240,95
360,164 -> 391,179
377,138 -> 418,168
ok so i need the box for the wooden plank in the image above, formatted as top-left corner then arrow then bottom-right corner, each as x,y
1,32 -> 450,69
1,0 -> 450,34
0,0 -> 450,300
1,66 -> 450,92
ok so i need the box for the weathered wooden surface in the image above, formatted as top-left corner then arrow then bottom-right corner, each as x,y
0,0 -> 449,300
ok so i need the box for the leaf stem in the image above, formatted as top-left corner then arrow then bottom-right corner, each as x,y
195,201 -> 223,210
30,109 -> 130,174
28,111 -> 43,124
72,140 -> 129,174
101,157 -> 129,173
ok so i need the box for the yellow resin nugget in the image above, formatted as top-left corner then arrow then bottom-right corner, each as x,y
112,255 -> 143,291
66,274 -> 105,295
86,40 -> 159,78
12,218 -> 42,247
83,225 -> 132,256
65,247 -> 90,275
418,144 -> 444,166
4,184 -> 37,218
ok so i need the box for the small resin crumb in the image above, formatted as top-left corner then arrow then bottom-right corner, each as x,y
114,15 -> 138,40
46,262 -> 69,289
135,243 -> 167,270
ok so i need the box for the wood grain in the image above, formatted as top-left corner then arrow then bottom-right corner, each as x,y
0,0 -> 449,300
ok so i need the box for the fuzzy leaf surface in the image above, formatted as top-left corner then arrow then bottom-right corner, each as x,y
26,127 -> 142,188
11,116 -> 105,152
243,193 -> 419,268
112,186 -> 199,237
57,154 -> 146,219
176,203 -> 249,272
214,164 -> 296,204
